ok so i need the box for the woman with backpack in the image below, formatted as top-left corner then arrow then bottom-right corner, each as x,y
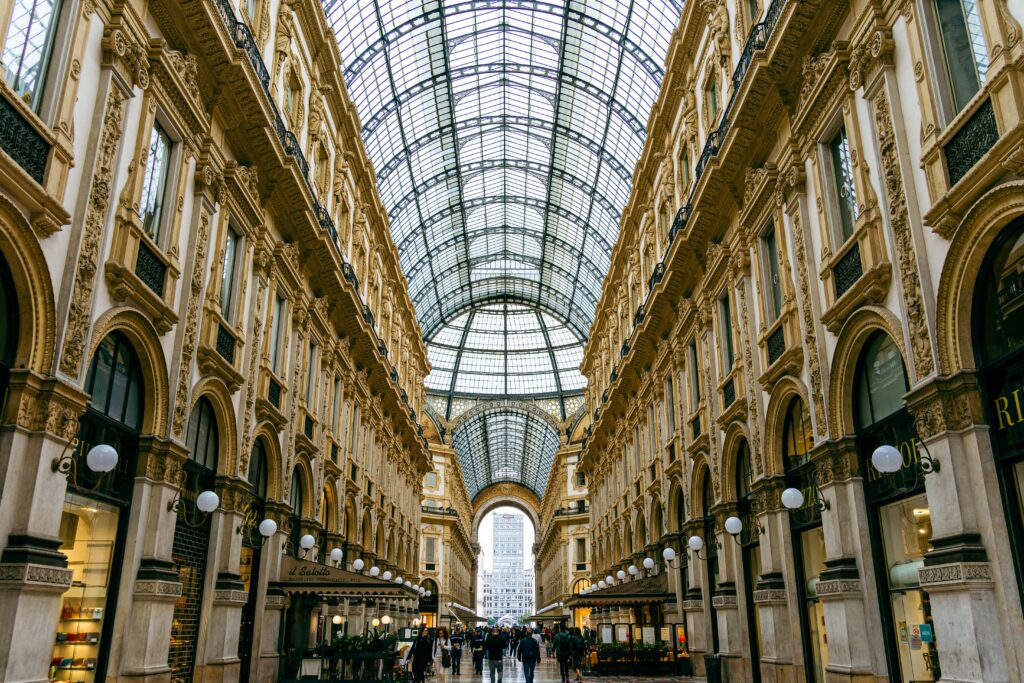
433,626 -> 453,682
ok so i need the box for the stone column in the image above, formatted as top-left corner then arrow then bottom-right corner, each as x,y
0,374 -> 87,683
814,441 -> 888,681
111,438 -> 188,682
253,504 -> 287,683
906,375 -> 1013,683
751,479 -> 798,683
200,477 -> 255,683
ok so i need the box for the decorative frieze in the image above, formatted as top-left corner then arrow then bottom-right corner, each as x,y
59,88 -> 127,377
0,563 -> 73,588
918,562 -> 993,588
871,89 -> 934,379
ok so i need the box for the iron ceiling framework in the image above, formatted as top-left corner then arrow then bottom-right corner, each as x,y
450,407 -> 561,499
325,0 -> 682,495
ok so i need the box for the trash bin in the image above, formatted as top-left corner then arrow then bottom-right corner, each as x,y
704,653 -> 722,683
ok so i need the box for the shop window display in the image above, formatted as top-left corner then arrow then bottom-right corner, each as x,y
50,496 -> 119,682
800,527 -> 828,682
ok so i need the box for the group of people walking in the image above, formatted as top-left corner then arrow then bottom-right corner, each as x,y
401,624 -> 588,683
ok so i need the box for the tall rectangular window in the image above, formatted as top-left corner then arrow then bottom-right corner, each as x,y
575,538 -> 586,563
2,0 -> 62,110
829,125 -> 858,242
425,537 -> 437,563
305,342 -> 317,404
633,426 -> 641,473
761,223 -> 783,322
349,404 -> 360,456
648,403 -> 658,457
933,0 -> 988,112
140,124 -> 172,242
666,375 -> 676,435
719,292 -> 734,370
689,341 -> 700,405
269,294 -> 285,373
576,471 -> 586,487
332,376 -> 341,432
220,226 -> 240,317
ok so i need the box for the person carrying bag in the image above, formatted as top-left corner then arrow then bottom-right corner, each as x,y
432,626 -> 453,682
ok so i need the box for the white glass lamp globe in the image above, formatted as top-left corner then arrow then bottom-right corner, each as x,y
330,548 -> 343,563
605,575 -> 614,585
643,557 -> 655,570
628,565 -> 638,576
353,558 -> 365,571
299,534 -> 316,550
370,566 -> 380,577
372,618 -> 380,627
196,491 -> 220,513
687,535 -> 704,552
332,615 -> 342,625
781,487 -> 805,510
872,444 -> 903,474
258,519 -> 278,537
86,444 -> 118,473
381,615 -> 392,625
662,547 -> 676,562
383,571 -> 393,581
425,590 -> 431,597
597,581 -> 606,589
724,516 -> 743,536
396,576 -> 404,584
405,581 -> 412,588
616,569 -> 626,581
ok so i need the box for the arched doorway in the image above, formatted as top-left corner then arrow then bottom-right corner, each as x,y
853,333 -> 940,682
974,217 -> 1024,605
239,438 -> 269,681
55,332 -> 144,682
782,396 -> 826,683
168,396 -> 220,682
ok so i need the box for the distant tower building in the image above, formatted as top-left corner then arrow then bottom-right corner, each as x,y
482,512 -> 534,620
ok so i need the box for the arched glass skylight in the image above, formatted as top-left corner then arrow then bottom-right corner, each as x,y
325,0 -> 685,340
425,303 -> 585,400
451,407 -> 561,499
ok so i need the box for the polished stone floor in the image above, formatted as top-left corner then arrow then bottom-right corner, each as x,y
429,654 -> 695,683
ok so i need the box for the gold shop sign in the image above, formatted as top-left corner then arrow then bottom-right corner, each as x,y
993,390 -> 1024,430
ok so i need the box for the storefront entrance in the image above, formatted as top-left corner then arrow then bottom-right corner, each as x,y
239,439 -> 269,681
974,217 -> 1024,607
51,332 -> 143,683
735,441 -> 761,683
854,333 -> 940,682
782,397 -> 827,683
168,397 -> 220,682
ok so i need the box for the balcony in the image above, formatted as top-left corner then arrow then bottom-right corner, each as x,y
421,505 -> 459,517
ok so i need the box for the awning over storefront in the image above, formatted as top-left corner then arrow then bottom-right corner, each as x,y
563,573 -> 673,608
278,556 -> 419,597
444,602 -> 488,623
526,603 -> 568,620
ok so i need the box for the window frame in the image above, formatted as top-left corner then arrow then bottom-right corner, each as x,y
821,121 -> 859,247
305,340 -> 318,405
139,120 -> 175,245
760,219 -> 784,324
718,290 -> 735,372
269,293 -> 286,374
920,0 -> 990,122
1,0 -> 70,115
220,222 -> 243,321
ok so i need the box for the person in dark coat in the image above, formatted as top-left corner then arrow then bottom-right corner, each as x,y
484,627 -> 507,683
404,627 -> 433,683
516,627 -> 542,683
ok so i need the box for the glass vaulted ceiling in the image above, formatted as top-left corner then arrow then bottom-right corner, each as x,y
327,0 -> 682,497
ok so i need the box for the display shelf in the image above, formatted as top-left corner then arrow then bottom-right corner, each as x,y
50,581 -> 104,683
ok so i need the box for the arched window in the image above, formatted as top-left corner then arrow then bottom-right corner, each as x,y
783,397 -> 812,469
572,578 -> 592,595
735,440 -> 752,500
701,468 -> 714,518
186,397 -> 218,472
854,333 -> 908,430
290,467 -> 304,517
248,440 -> 267,499
85,332 -> 143,430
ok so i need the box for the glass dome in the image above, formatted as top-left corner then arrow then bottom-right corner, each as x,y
425,303 -> 585,398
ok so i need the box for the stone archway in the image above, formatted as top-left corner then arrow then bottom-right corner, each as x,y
470,482 -> 542,540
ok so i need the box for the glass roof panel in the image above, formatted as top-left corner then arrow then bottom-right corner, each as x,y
327,0 -> 681,491
328,0 -> 683,342
451,407 -> 562,499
